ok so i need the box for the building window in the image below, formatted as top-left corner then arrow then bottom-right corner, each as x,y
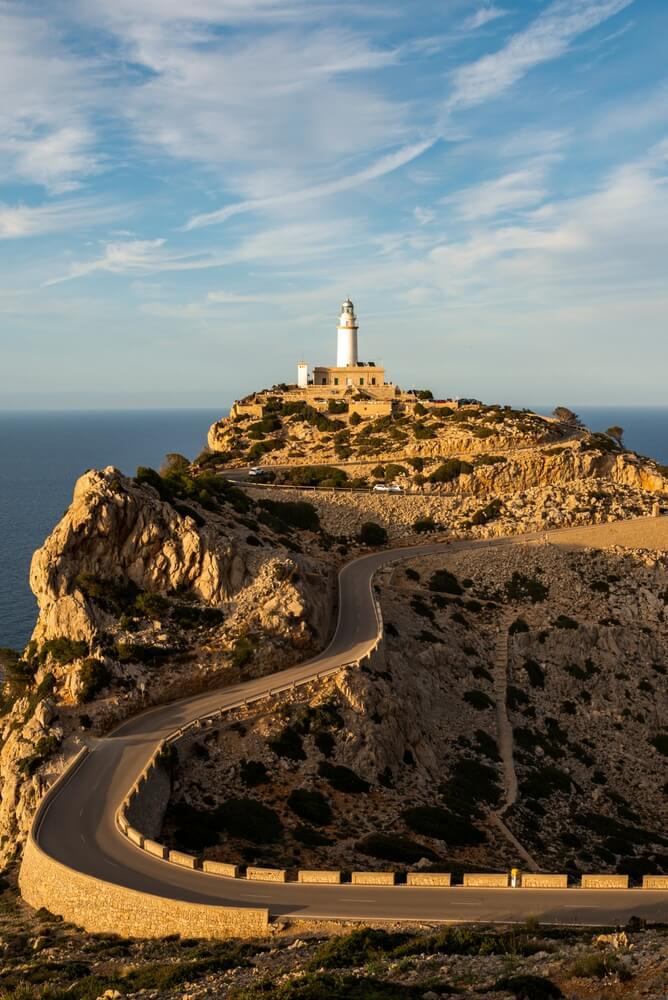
359,377 -> 364,385
334,377 -> 339,385
371,377 -> 376,385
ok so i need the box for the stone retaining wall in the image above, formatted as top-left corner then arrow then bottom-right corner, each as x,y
522,874 -> 568,888
581,874 -> 629,889
169,849 -> 198,869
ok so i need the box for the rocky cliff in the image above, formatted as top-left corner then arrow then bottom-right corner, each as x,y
0,465 -> 334,865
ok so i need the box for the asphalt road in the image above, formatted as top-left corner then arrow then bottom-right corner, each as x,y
33,530 -> 668,926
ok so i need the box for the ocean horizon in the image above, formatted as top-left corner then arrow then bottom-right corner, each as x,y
1,404 -> 666,651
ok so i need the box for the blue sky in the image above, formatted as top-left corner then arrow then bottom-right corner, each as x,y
1,0 -> 667,408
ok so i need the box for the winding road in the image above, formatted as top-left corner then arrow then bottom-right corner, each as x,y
29,526 -> 668,927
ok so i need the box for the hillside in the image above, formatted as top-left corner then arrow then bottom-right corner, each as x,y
160,529 -> 668,882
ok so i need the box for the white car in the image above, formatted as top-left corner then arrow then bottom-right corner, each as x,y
372,483 -> 403,493
248,467 -> 263,477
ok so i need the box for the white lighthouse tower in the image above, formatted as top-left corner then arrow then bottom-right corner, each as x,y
336,298 -> 358,368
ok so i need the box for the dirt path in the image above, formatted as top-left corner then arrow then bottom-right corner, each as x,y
489,612 -> 539,871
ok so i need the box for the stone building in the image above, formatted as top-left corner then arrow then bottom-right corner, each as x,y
301,299 -> 387,394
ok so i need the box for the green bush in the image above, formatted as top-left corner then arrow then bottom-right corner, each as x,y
171,605 -> 225,629
258,499 -> 319,531
521,766 -> 572,800
509,618 -> 529,634
359,521 -> 388,546
287,788 -> 332,825
1,647 -> 35,692
505,572 -> 549,603
292,824 -> 333,847
569,953 -> 631,981
269,725 -> 306,761
287,465 -> 348,488
309,928 -> 411,971
428,569 -> 462,594
78,658 -> 112,703
355,833 -> 439,863
402,805 -> 485,846
231,636 -> 256,669
429,459 -> 473,483
464,689 -> 494,710
115,642 -> 175,664
328,399 -> 348,414
440,756 -> 501,813
239,759 -> 269,786
471,498 -> 502,526
160,453 -> 190,476
554,614 -> 579,629
651,734 -> 668,756
134,591 -> 169,618
349,411 -> 362,427
19,733 -> 62,776
523,658 -> 545,688
494,974 -> 563,998
318,761 -> 370,793
414,516 -> 436,533
38,636 -> 88,666
219,797 -> 282,843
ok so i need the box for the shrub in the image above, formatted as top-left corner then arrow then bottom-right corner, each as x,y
440,756 -> 501,813
239,760 -> 269,786
405,567 -> 420,581
523,658 -> 545,688
269,725 -> 306,761
287,465 -> 348,488
651,734 -> 668,757
318,761 -> 370,793
134,591 -> 169,618
315,731 -> 336,757
464,689 -> 494,711
287,788 -> 332,826
219,798 -> 282,843
309,929 -> 410,971
1,647 -> 35,693
554,614 -> 578,629
171,605 -> 225,629
569,953 -> 631,981
258,499 -> 319,531
231,636 -> 256,669
414,516 -> 436,533
328,399 -> 348,414
509,618 -> 529,634
474,729 -> 501,760
160,453 -> 190,476
494,974 -> 563,999
292,824 -> 333,847
429,459 -> 473,482
78,658 -> 112,703
505,572 -> 549,603
349,411 -> 362,426
471,498 -> 502,526
359,522 -> 388,546
521,766 -> 572,800
19,733 -> 62,776
355,833 -> 439,863
402,805 -> 485,846
38,637 -> 88,666
428,569 -> 461,595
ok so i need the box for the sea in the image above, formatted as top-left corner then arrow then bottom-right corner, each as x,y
1,405 -> 667,652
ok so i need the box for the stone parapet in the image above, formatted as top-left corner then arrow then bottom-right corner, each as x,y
247,866 -> 287,882
143,839 -> 168,860
126,826 -> 144,848
351,871 -> 396,885
522,874 -> 568,888
203,860 -> 240,878
463,874 -> 509,888
643,875 -> 668,889
298,870 -> 341,884
406,873 -> 451,887
169,849 -> 199,869
581,874 -> 629,889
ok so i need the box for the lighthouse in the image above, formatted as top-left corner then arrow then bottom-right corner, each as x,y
336,298 -> 358,368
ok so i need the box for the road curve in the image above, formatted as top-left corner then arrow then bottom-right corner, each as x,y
30,528 -> 668,926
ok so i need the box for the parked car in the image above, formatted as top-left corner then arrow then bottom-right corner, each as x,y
372,483 -> 403,493
248,467 -> 263,477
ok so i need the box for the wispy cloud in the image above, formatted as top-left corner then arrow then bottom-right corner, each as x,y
186,137 -> 438,229
444,164 -> 550,220
447,0 -> 634,111
45,239 -> 227,285
0,198 -> 126,240
464,5 -> 510,31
